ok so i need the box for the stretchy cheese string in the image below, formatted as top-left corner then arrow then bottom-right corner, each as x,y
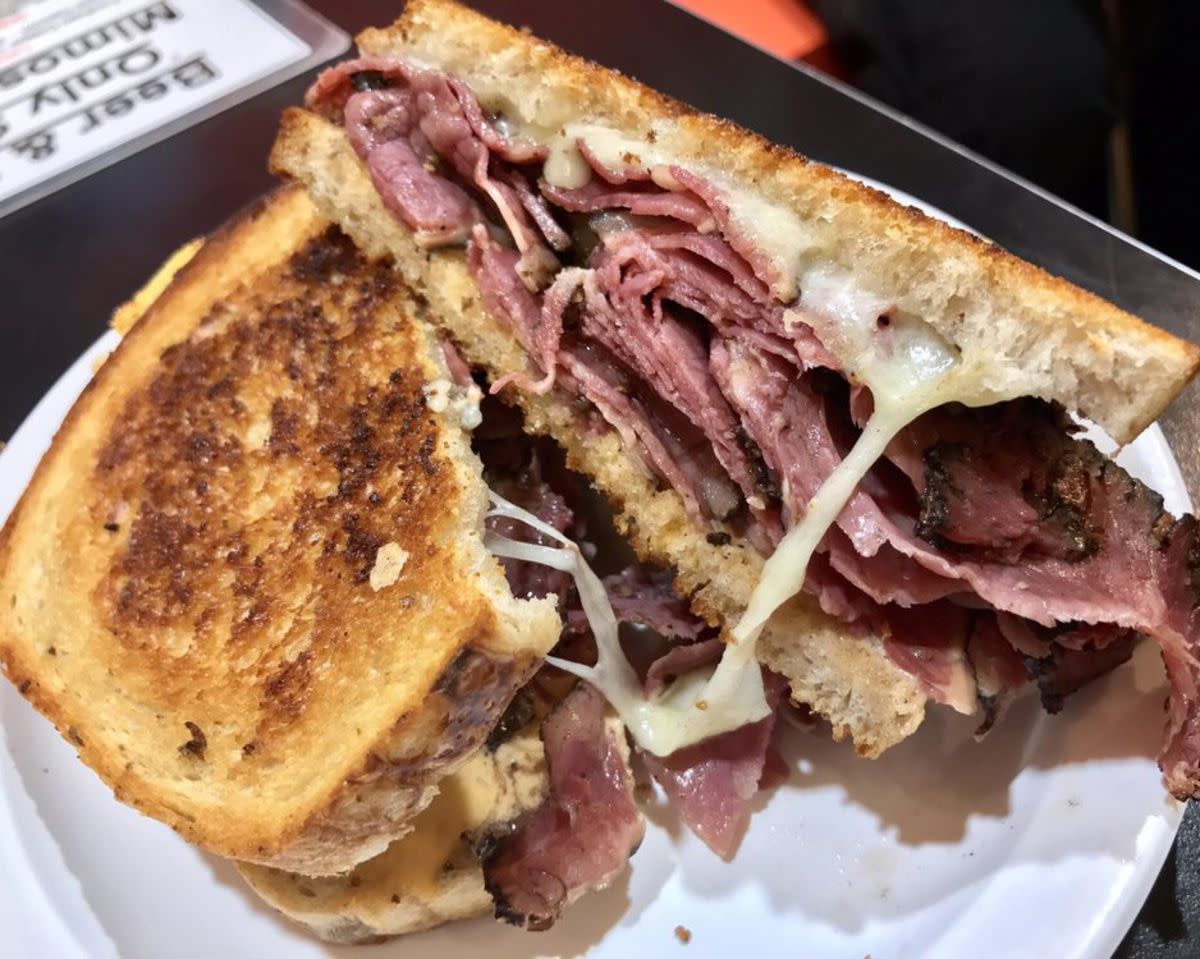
487,493 -> 769,756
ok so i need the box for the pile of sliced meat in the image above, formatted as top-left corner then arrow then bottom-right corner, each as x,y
310,56 -> 1200,916
469,373 -> 787,925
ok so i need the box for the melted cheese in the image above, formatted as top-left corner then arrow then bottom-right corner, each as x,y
544,128 -> 592,190
347,728 -> 546,899
423,379 -> 483,430
543,123 -> 661,187
484,276 -> 992,751
937,647 -> 980,715
539,122 -> 814,299
731,268 -> 986,653
486,494 -> 770,757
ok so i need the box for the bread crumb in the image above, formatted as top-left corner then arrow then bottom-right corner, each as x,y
674,925 -> 691,944
370,542 -> 410,591
246,418 -> 271,449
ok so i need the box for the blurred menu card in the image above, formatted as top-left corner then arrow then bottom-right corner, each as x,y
0,0 -> 345,216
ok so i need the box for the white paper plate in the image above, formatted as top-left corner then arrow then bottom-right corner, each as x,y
0,182 -> 1190,958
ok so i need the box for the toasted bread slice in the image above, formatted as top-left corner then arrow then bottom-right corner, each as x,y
0,185 -> 560,875
270,0 -> 1200,758
110,237 -> 204,336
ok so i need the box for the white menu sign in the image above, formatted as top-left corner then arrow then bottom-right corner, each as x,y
0,0 -> 335,211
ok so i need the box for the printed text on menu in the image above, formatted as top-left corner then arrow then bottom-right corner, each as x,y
0,0 -> 309,206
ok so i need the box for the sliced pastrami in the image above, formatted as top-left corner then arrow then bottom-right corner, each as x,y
967,614 -> 1032,734
542,177 -> 717,231
602,566 -> 710,642
710,339 -> 873,531
552,142 -> 782,294
344,86 -> 478,244
477,683 -> 644,930
310,57 -> 562,283
1158,516 -> 1200,796
1024,625 -> 1138,714
477,405 -> 577,603
585,234 -> 777,523
887,399 -> 1106,562
469,229 -> 738,524
643,637 -> 725,698
640,672 -> 787,859
438,337 -> 474,387
882,602 -> 977,712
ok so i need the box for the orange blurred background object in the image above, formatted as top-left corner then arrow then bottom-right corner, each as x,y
672,0 -> 827,60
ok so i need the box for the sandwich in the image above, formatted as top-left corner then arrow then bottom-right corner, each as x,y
271,0 -> 1200,801
0,184 -> 581,881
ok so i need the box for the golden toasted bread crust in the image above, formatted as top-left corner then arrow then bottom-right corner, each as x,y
110,238 -> 203,336
0,186 -> 560,874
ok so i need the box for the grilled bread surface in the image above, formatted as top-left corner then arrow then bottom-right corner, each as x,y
0,186 -> 560,875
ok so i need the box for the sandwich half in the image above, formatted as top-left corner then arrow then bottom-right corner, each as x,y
98,190 -> 808,938
271,0 -> 1200,795
0,184 -> 563,875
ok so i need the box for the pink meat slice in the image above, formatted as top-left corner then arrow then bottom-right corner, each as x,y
640,672 -> 788,860
478,683 -> 645,930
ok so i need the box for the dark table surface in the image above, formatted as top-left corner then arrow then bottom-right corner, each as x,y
2,1 -> 1197,955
